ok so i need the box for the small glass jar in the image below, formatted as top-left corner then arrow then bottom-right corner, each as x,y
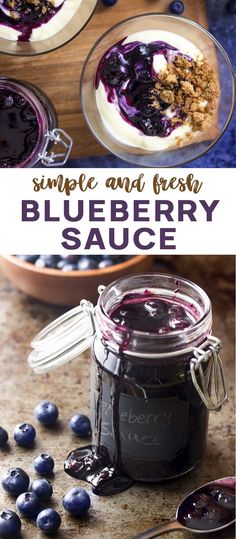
0,77 -> 72,167
29,273 -> 227,492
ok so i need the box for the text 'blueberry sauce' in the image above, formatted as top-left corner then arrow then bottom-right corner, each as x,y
0,88 -> 39,167
96,39 -> 188,137
0,0 -> 64,41
178,481 -> 235,530
65,293 -> 198,496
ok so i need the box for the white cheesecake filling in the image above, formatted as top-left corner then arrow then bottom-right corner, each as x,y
96,30 -> 204,152
0,0 -> 82,41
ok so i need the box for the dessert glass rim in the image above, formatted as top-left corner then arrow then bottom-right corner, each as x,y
96,272 -> 212,343
0,0 -> 98,56
80,12 -> 236,168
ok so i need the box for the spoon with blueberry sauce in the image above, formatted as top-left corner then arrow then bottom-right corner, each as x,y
132,477 -> 235,538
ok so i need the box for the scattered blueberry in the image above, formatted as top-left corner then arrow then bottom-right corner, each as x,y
36,508 -> 61,534
0,510 -> 21,538
34,454 -> 54,476
17,255 -> 39,263
0,427 -> 8,448
31,479 -> 53,501
34,401 -> 59,426
102,0 -> 117,5
69,414 -> 91,438
63,487 -> 91,516
226,0 -> 236,13
16,491 -> 40,518
14,423 -> 36,447
169,1 -> 185,14
1,468 -> 30,497
98,257 -> 115,269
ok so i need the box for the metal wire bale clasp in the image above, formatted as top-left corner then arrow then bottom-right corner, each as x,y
190,336 -> 228,412
38,128 -> 73,166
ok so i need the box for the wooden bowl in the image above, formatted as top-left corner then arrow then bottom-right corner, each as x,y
0,255 -> 153,306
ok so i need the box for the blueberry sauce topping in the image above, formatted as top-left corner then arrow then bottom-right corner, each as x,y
0,88 -> 39,168
0,0 -> 64,42
110,293 -> 197,334
178,482 -> 235,530
96,39 -> 187,137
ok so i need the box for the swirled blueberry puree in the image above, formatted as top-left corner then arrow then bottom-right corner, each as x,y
95,30 -> 212,151
0,87 -> 39,167
110,293 -> 197,334
178,482 -> 235,530
0,0 -> 64,41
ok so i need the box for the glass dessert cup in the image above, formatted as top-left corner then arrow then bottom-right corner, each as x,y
81,13 -> 235,167
0,77 -> 72,167
0,0 -> 98,56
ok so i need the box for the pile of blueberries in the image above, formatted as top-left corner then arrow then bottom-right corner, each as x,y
16,254 -> 132,271
0,401 -> 92,538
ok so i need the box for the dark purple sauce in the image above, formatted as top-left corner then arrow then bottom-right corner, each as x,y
110,294 -> 196,334
0,88 -> 39,167
96,39 -> 187,137
178,482 -> 235,530
0,0 -> 64,41
64,292 -> 207,496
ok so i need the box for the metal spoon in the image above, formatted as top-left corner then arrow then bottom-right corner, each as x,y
132,477 -> 235,538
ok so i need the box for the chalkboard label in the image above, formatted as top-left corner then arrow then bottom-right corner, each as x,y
99,384 -> 189,461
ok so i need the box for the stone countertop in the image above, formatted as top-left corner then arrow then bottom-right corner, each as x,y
0,256 -> 235,539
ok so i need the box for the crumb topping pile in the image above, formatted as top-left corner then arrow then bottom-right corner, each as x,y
152,54 -> 220,140
4,0 -> 57,20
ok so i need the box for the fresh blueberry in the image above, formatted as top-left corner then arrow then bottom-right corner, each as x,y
34,454 -> 54,476
14,423 -> 36,447
36,508 -> 61,534
2,468 -> 30,497
34,401 -> 59,425
69,414 -> 91,438
62,263 -> 78,271
63,487 -> 91,516
77,257 -> 98,271
17,255 -> 39,263
31,479 -> 53,501
0,510 -> 21,538
16,491 -> 40,518
169,1 -> 185,14
35,255 -> 60,269
0,427 -> 8,447
98,258 -> 114,269
102,0 -> 117,5
226,0 -> 236,13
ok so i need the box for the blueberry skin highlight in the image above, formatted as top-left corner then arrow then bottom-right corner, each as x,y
16,491 -> 40,518
69,414 -> 92,438
34,401 -> 59,425
14,423 -> 36,447
31,479 -> 53,501
36,508 -> 61,534
169,1 -> 185,14
34,454 -> 55,476
0,509 -> 21,539
0,427 -> 8,447
1,468 -> 30,497
63,487 -> 91,516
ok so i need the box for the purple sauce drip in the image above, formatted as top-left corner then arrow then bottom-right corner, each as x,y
0,0 -> 64,41
110,293 -> 196,334
0,88 -> 39,167
96,39 -> 187,137
178,482 -> 235,530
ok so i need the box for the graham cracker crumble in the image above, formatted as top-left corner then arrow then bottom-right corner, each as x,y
8,0 -> 56,18
152,54 -> 220,139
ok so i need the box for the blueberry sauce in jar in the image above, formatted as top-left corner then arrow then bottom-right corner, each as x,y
65,274 -> 224,496
0,78 -> 56,168
95,39 -> 186,137
178,481 -> 235,530
0,0 -> 64,42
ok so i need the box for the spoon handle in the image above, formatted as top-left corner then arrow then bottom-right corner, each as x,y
132,519 -> 186,538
